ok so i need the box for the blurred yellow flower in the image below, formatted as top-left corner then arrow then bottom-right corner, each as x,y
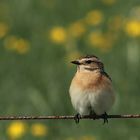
85,10 -> 103,26
88,32 -> 105,47
4,36 -> 18,50
66,137 -> 76,140
15,38 -> 30,54
0,22 -> 9,38
79,136 -> 96,140
4,36 -> 30,54
102,0 -> 116,5
68,21 -> 86,38
124,20 -> 140,37
88,32 -> 112,51
7,121 -> 27,139
49,26 -> 67,44
108,16 -> 122,31
31,123 -> 48,137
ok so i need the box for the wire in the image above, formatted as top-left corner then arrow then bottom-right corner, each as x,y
0,114 -> 140,120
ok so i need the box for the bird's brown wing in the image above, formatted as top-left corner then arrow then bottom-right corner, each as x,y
101,71 -> 112,81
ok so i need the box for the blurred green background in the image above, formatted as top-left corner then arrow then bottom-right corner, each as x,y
0,0 -> 140,139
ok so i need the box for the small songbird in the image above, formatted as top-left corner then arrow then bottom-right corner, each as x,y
69,55 -> 115,123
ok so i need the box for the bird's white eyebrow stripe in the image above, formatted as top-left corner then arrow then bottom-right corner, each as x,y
80,58 -> 101,62
81,58 -> 95,61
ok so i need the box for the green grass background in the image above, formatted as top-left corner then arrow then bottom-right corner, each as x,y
0,0 -> 140,139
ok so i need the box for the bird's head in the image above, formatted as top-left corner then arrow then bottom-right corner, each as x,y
71,55 -> 104,72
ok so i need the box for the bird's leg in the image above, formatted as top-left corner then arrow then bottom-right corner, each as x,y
89,110 -> 97,120
74,113 -> 81,124
102,112 -> 108,124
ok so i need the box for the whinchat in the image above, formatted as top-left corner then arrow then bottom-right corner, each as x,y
69,55 -> 115,123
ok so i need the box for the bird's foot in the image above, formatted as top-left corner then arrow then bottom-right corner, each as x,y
89,111 -> 97,120
102,112 -> 108,124
74,113 -> 81,124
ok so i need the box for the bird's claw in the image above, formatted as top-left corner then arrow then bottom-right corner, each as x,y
91,114 -> 97,120
74,113 -> 81,124
102,112 -> 108,124
89,111 -> 97,120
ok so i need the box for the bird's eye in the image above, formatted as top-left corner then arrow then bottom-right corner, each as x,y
86,60 -> 92,64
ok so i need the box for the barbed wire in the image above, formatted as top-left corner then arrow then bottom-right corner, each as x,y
0,114 -> 140,120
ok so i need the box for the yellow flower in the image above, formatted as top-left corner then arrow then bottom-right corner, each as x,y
108,16 -> 122,31
7,121 -> 27,139
88,32 -> 113,51
4,36 -> 18,50
79,136 -> 96,140
49,26 -> 67,44
102,0 -> 116,5
68,21 -> 86,38
4,36 -> 30,54
31,123 -> 48,137
124,20 -> 140,37
15,38 -> 30,54
0,22 -> 9,38
85,10 -> 103,26
88,32 -> 105,47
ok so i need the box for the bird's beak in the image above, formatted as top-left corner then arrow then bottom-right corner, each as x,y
71,60 -> 80,65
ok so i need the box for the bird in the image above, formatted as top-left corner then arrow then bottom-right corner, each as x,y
69,55 -> 115,124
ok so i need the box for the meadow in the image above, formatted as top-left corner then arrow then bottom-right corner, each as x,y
0,0 -> 140,139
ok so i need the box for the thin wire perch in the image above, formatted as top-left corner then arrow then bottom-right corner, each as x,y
0,114 -> 140,120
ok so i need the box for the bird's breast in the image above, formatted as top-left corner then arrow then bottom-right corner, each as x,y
70,71 -> 108,92
69,71 -> 115,115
